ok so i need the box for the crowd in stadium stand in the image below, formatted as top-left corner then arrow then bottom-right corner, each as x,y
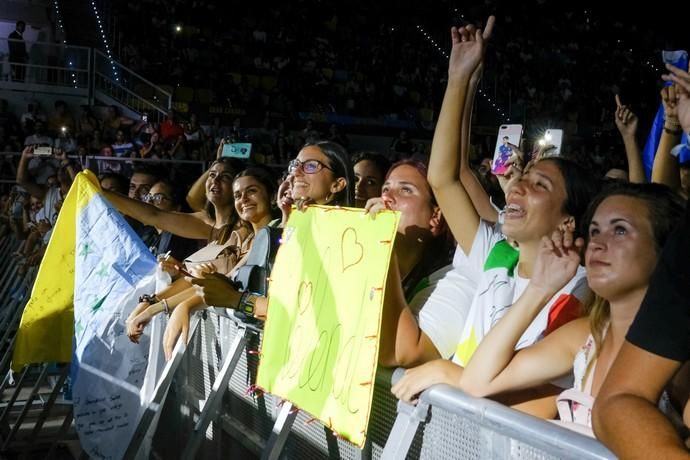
2,3 -> 690,457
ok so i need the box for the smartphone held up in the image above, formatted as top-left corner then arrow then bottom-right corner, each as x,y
537,129 -> 564,158
491,124 -> 523,175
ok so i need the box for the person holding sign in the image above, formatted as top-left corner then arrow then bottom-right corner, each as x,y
366,159 -> 453,291
163,141 -> 355,358
376,60 -> 507,370
277,141 -> 355,222
391,17 -> 598,411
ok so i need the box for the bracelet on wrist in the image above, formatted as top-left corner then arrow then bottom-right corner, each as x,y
161,298 -> 170,316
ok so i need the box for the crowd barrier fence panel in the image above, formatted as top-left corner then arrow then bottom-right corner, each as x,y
0,236 -> 618,458
149,310 -> 617,459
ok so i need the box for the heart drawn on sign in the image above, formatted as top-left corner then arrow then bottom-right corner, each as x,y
341,227 -> 364,273
297,281 -> 313,314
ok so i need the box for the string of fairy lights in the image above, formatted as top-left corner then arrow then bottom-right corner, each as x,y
90,0 -> 119,82
415,23 -> 509,122
414,7 -> 672,125
52,0 -> 79,88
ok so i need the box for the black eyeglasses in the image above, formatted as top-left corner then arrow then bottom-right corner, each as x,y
288,159 -> 332,175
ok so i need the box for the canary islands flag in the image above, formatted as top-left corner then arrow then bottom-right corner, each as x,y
12,170 -> 166,459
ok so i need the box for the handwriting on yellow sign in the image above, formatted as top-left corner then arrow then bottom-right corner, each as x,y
257,206 -> 399,447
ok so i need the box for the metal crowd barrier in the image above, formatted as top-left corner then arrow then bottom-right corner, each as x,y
0,234 -> 617,459
149,309 -> 617,459
0,236 -> 77,458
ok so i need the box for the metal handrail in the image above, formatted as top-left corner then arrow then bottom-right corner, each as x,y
94,71 -> 169,114
0,38 -> 91,53
93,49 -> 172,102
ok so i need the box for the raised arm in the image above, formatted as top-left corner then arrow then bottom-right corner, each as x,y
104,190 -> 213,239
186,169 -> 210,212
460,65 -> 500,223
614,94 -> 645,183
16,147 -> 47,200
651,85 -> 683,190
428,17 -> 494,254
460,230 -> 586,396
187,143 -> 224,211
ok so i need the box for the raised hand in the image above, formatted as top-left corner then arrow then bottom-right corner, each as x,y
614,94 -> 639,138
660,85 -> 681,130
530,228 -> 583,295
21,146 -> 34,159
447,16 -> 495,83
662,63 -> 690,134
364,196 -> 389,218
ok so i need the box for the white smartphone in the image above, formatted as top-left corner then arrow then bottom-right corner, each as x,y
492,124 -> 523,175
541,129 -> 564,157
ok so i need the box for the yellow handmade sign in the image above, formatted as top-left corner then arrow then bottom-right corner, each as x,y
257,206 -> 399,447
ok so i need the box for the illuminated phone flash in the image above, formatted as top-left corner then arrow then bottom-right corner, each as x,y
61,126 -> 67,132
538,138 -> 546,146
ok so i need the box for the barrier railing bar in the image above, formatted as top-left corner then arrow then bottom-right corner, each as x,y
44,406 -> 74,460
27,365 -> 70,445
1,363 -> 49,450
0,366 -> 30,428
420,384 -> 615,460
181,324 -> 249,460
122,315 -> 202,460
261,401 -> 298,460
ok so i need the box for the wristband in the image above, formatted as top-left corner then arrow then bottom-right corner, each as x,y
161,298 -> 170,316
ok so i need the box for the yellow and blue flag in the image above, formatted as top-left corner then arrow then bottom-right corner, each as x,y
12,170 -> 164,459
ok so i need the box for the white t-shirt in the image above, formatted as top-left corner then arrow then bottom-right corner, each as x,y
416,247 -> 479,359
35,186 -> 61,225
453,220 -> 590,366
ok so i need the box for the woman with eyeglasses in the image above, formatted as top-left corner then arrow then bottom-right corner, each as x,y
278,140 -> 355,224
160,140 -> 355,358
122,165 -> 278,345
143,179 -> 203,261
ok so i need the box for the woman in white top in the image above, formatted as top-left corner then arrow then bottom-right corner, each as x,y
391,17 -> 598,408
458,182 -> 685,434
